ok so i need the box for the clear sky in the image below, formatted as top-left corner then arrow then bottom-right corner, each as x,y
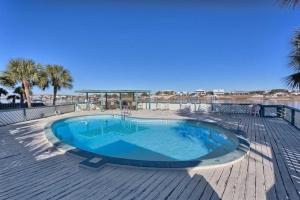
1,0 -> 300,94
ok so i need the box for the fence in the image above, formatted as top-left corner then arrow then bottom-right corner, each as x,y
282,105 -> 300,129
0,103 -> 46,110
2,101 -> 300,130
271,105 -> 300,129
0,104 -> 75,126
137,102 -> 300,128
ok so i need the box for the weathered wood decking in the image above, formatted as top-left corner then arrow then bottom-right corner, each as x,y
0,111 -> 300,200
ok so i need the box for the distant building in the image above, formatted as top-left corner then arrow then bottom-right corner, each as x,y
177,91 -> 188,96
213,89 -> 225,95
267,89 -> 290,97
195,89 -> 206,96
291,90 -> 300,96
292,92 -> 300,96
271,92 -> 290,97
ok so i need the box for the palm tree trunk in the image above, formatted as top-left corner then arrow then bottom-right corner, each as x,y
20,83 -> 25,107
53,87 -> 57,106
23,80 -> 32,108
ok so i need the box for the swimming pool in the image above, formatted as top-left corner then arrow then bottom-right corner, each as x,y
48,115 -> 249,168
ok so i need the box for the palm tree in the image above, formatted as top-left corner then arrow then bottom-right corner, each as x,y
1,59 -> 47,108
45,65 -> 73,105
0,87 -> 8,103
13,86 -> 26,106
7,94 -> 20,105
286,30 -> 300,89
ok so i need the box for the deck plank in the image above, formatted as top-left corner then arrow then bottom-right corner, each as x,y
253,117 -> 267,200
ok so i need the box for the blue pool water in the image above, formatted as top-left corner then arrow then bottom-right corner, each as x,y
51,115 -> 238,162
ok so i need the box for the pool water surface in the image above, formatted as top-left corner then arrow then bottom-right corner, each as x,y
51,115 -> 239,162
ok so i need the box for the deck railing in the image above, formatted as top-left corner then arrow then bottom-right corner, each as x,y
0,104 -> 75,126
281,105 -> 300,128
271,104 -> 300,129
137,102 -> 300,129
2,101 -> 300,130
0,102 -> 46,110
210,103 -> 300,129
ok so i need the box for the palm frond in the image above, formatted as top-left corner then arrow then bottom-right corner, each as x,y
288,30 -> 300,71
281,0 -> 300,7
13,86 -> 23,95
285,72 -> 300,89
0,87 -> 8,95
7,94 -> 20,100
0,72 -> 16,87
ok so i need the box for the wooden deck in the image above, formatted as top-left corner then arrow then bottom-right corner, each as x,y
1,112 -> 300,200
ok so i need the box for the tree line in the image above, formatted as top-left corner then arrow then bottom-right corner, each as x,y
0,58 -> 73,107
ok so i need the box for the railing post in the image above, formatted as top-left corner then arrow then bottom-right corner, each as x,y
291,109 -> 295,126
260,105 -> 265,117
277,106 -> 283,118
23,108 -> 27,121
148,93 -> 151,110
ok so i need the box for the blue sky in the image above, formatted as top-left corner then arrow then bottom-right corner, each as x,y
0,1 -> 300,94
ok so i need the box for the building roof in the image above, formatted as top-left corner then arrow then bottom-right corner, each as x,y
75,89 -> 151,93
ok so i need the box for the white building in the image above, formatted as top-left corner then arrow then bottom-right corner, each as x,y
271,92 -> 290,97
177,91 -> 188,96
291,90 -> 300,96
195,89 -> 206,96
213,89 -> 225,96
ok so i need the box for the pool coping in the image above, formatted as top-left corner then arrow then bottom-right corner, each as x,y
44,114 -> 250,170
